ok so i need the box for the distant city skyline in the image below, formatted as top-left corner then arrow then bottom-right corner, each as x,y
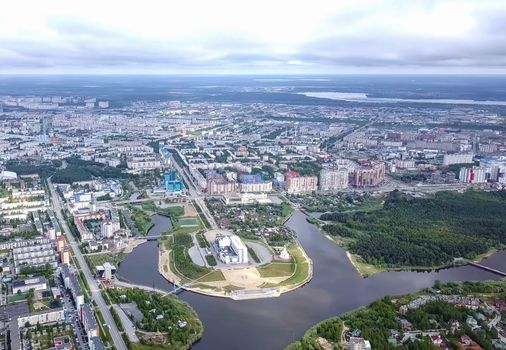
1,0 -> 506,74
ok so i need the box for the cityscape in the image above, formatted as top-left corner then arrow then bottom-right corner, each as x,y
0,1 -> 506,350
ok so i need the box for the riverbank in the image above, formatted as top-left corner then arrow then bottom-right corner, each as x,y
118,210 -> 506,350
306,210 -> 503,278
343,246 -> 503,278
286,279 -> 506,350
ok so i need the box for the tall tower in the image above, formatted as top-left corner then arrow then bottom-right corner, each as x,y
39,116 -> 54,136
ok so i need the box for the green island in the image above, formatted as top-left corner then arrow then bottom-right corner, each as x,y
158,199 -> 312,299
317,190 -> 506,276
287,280 -> 506,350
105,288 -> 203,350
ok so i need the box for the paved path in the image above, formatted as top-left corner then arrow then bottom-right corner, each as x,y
112,304 -> 140,343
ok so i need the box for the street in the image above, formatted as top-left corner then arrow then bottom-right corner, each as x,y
47,178 -> 127,350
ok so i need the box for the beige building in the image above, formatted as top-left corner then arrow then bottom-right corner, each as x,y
285,171 -> 318,193
319,168 -> 349,191
239,181 -> 272,193
350,161 -> 385,187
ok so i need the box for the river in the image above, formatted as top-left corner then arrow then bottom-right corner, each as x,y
118,210 -> 506,350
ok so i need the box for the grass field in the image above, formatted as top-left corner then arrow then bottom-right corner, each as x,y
278,245 -> 311,287
85,252 -> 125,269
179,217 -> 199,227
196,270 -> 226,283
257,261 -> 294,277
8,292 -> 27,303
261,244 -> 311,288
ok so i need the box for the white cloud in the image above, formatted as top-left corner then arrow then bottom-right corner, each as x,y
0,0 -> 505,73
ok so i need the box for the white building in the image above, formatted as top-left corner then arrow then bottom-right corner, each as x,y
100,220 -> 120,239
214,235 -> 248,264
319,168 -> 349,191
459,166 -> 487,184
12,277 -> 48,294
443,153 -> 474,166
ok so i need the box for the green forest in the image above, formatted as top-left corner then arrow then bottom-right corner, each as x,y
6,157 -> 124,183
287,280 -> 506,350
106,288 -> 202,349
320,190 -> 506,267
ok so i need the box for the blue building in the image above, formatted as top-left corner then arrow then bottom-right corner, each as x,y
239,174 -> 264,184
164,170 -> 184,193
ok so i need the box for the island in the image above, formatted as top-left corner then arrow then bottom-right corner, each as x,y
158,199 -> 312,299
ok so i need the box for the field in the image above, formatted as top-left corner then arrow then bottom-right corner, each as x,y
179,217 -> 199,227
85,252 -> 126,269
258,261 -> 294,277
8,292 -> 28,303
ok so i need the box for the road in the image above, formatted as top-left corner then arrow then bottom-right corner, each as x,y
171,156 -> 218,229
47,178 -> 128,350
58,274 -> 89,350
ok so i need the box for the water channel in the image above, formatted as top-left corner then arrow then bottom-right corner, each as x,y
118,211 -> 506,350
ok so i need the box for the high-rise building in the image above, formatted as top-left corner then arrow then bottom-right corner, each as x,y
459,166 -> 487,184
350,161 -> 385,187
443,154 -> 474,166
60,248 -> 70,265
207,178 -> 237,195
285,171 -> 318,193
39,116 -> 53,136
164,170 -> 184,193
100,220 -> 120,239
319,168 -> 349,191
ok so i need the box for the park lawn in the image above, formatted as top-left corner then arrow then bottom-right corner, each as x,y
131,345 -> 168,350
346,252 -> 387,278
196,270 -> 226,282
276,202 -> 294,225
8,292 -> 28,303
275,244 -> 311,287
257,262 -> 294,277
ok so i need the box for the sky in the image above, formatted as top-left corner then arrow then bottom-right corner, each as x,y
1,0 -> 505,74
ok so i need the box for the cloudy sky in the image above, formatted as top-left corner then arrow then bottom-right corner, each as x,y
1,0 -> 505,74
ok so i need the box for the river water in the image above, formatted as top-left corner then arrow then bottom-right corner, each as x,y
118,210 -> 506,350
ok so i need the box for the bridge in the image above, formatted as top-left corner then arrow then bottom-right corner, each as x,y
114,280 -> 189,295
145,235 -> 162,241
467,262 -> 506,277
